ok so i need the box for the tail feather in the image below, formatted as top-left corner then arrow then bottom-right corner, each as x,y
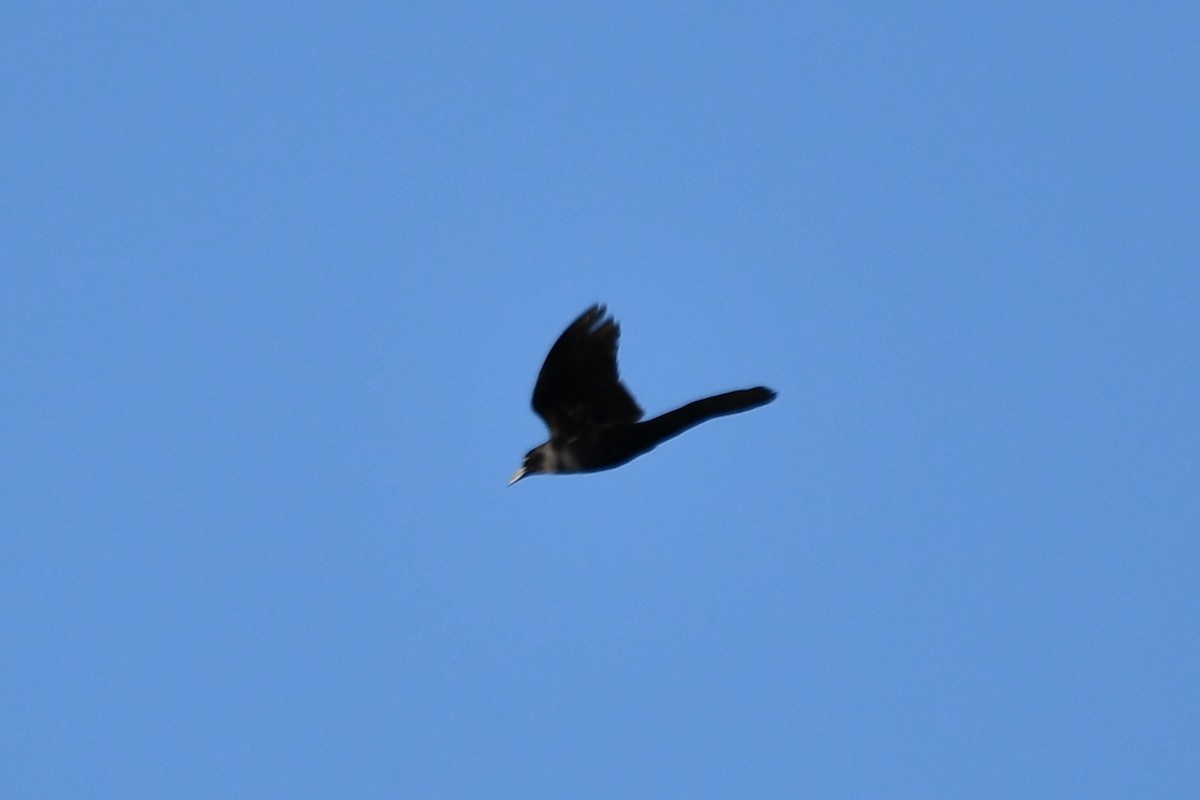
641,387 -> 776,445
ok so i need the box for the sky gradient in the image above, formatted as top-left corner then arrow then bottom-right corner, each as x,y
3,2 -> 1198,797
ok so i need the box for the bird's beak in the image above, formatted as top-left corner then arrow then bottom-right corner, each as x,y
507,467 -> 528,486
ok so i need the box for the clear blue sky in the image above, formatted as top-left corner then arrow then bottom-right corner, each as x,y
3,2 -> 1197,797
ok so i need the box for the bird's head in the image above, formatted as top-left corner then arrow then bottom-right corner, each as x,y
508,444 -> 557,486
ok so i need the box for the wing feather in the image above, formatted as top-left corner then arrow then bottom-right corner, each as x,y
531,304 -> 643,437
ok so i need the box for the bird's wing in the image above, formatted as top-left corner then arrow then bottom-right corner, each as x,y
531,304 -> 644,437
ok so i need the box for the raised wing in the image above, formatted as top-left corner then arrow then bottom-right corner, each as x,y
531,305 -> 644,437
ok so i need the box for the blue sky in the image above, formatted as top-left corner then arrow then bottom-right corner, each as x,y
2,2 -> 1197,797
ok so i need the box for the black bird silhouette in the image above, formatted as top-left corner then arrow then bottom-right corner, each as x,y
509,305 -> 776,484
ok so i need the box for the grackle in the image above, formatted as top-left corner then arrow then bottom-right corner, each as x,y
510,305 -> 775,484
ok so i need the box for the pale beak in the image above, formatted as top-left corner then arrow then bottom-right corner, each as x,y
507,467 -> 528,486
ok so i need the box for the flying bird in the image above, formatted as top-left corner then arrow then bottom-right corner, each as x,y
509,304 -> 776,484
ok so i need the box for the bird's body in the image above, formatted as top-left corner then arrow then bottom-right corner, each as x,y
510,305 -> 775,484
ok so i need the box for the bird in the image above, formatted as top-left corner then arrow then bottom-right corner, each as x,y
509,304 -> 776,484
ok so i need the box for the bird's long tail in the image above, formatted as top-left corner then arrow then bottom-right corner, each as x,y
640,387 -> 776,446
